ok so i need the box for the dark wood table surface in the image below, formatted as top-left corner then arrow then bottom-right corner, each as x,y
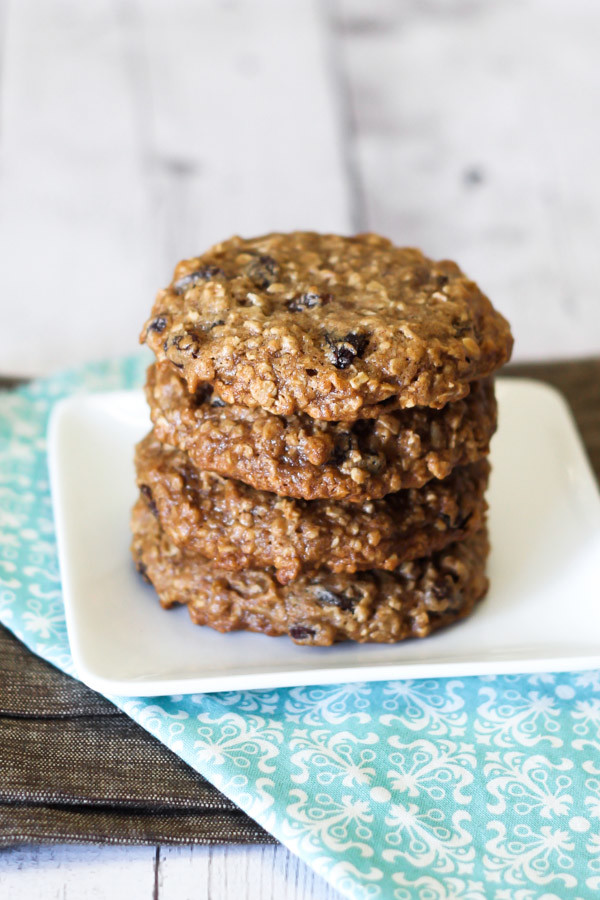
504,358 -> 600,482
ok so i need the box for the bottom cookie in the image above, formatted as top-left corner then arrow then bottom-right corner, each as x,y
131,498 -> 489,646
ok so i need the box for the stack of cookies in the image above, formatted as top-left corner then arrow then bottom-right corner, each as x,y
131,232 -> 513,646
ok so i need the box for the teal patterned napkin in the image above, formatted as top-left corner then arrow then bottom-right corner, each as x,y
2,357 -> 600,900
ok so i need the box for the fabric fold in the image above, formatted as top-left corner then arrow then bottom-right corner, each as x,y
1,357 -> 599,899
0,803 -> 273,848
0,593 -> 270,846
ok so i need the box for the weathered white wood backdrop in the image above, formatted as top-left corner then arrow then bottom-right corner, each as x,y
0,0 -> 598,897
1,0 -> 599,377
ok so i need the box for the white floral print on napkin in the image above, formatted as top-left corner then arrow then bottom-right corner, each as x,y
1,357 -> 599,900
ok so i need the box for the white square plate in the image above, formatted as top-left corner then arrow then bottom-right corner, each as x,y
48,379 -> 600,696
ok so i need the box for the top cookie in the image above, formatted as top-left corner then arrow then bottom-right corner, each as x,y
142,232 -> 513,420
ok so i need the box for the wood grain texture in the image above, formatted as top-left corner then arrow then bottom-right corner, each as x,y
0,0 -> 350,376
335,0 -> 600,362
0,844 -> 156,899
0,0 -> 598,897
0,2 -> 349,893
0,844 -> 339,899
0,0 -> 152,376
157,845 -> 340,900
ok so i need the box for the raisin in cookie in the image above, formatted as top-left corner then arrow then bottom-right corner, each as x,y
142,232 -> 513,419
131,499 -> 489,646
135,432 -> 489,585
146,362 -> 497,501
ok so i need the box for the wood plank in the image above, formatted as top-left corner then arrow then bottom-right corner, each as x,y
2,2 -> 599,898
134,0 -> 350,268
335,0 -> 600,362
0,844 -> 156,899
0,0 -> 350,376
0,0 -> 152,377
157,844 -> 341,900
0,843 -> 342,899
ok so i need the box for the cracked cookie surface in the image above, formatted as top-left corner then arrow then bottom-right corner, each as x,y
146,362 -> 497,501
142,232 -> 513,419
131,499 -> 489,646
135,432 -> 489,585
